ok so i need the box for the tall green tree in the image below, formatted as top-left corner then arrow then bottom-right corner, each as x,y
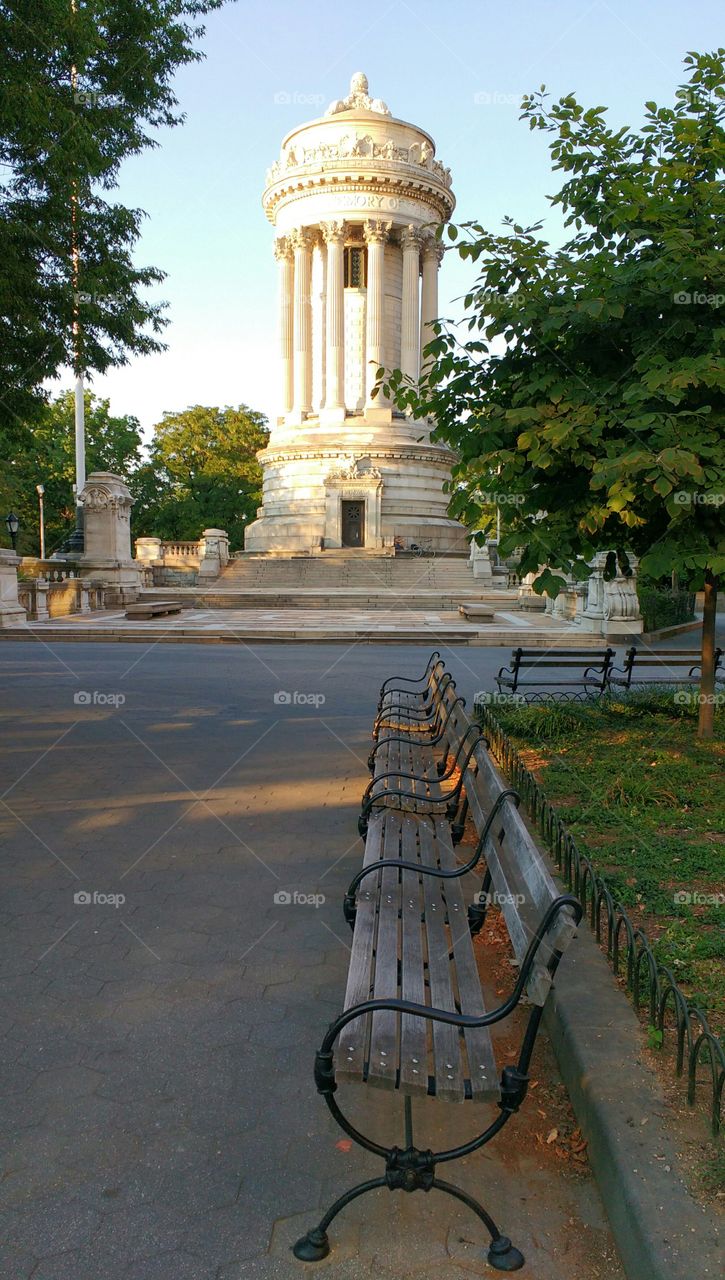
133,404 -> 269,549
382,50 -> 725,738
0,388 -> 143,553
0,0 -> 225,438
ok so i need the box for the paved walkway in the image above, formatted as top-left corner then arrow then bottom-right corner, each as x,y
3,606 -> 599,646
0,642 -> 629,1279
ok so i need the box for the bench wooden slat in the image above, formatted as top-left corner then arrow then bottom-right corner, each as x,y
368,818 -> 402,1091
399,816 -> 429,1096
418,819 -> 465,1103
434,819 -> 499,1102
337,819 -> 383,1085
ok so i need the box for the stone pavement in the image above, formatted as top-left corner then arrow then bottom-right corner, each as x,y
2,606 -> 604,647
0,642 -> 632,1279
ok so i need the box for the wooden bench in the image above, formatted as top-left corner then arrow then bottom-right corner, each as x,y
125,600 -> 183,621
361,666 -> 482,836
607,645 -> 723,689
292,662 -> 581,1271
496,646 -> 616,698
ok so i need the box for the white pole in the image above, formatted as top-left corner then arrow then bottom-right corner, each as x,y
37,487 -> 46,559
74,373 -> 85,497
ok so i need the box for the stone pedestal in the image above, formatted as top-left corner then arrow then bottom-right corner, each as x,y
198,529 -> 230,580
469,539 -> 493,583
78,472 -> 142,604
135,536 -> 163,563
517,571 -> 547,611
0,550 -> 27,626
577,552 -> 643,637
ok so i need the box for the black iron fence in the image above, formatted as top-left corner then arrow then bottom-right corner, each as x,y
477,705 -> 724,1137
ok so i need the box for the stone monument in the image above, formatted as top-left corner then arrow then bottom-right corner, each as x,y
245,73 -> 467,553
78,472 -> 142,603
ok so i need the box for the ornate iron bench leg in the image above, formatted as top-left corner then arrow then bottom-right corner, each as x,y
431,1178 -> 524,1271
293,1177 -> 388,1260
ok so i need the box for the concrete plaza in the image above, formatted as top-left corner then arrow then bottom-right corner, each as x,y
1,640 -> 634,1279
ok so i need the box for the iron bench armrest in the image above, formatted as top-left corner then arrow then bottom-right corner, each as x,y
367,697 -> 467,770
364,726 -> 482,800
319,894 -> 583,1066
374,674 -> 455,730
378,653 -> 441,700
344,790 -> 519,925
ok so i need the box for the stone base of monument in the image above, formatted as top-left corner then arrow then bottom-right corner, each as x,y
0,551 -> 27,627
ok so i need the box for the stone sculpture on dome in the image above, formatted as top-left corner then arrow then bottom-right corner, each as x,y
326,72 -> 391,117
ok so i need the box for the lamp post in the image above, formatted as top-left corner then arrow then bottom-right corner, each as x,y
36,485 -> 45,559
5,512 -> 19,552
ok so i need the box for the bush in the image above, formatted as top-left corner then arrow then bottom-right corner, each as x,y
637,586 -> 696,632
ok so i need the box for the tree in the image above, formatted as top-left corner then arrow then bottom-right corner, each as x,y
0,389 -> 144,554
382,50 -> 725,739
135,405 -> 269,549
0,0 -> 225,437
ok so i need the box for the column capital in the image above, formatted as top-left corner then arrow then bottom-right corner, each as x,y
289,226 -> 317,253
421,232 -> 445,265
400,225 -> 422,253
363,218 -> 392,246
320,220 -> 346,245
273,236 -> 293,262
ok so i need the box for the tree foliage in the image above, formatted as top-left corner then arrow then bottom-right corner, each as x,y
0,389 -> 144,554
0,0 -> 225,436
382,49 -> 725,735
133,404 -> 269,549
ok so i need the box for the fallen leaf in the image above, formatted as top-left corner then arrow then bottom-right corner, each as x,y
546,1128 -> 558,1144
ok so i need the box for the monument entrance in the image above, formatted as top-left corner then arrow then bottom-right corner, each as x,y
341,500 -> 364,547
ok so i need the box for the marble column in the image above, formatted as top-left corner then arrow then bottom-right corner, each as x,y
363,219 -> 391,408
291,227 -> 315,418
274,237 -> 294,416
420,234 -> 444,371
321,221 -> 346,422
400,226 -> 421,382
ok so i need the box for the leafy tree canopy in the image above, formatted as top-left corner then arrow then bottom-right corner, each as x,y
133,404 -> 269,549
383,50 -> 725,597
0,388 -> 144,554
0,0 -> 225,437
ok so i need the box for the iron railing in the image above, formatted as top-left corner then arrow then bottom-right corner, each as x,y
477,705 -> 724,1137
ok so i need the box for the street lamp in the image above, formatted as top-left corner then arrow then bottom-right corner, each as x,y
5,512 -> 19,552
36,484 -> 45,559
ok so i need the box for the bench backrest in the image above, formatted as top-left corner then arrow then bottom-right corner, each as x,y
445,699 -> 578,1005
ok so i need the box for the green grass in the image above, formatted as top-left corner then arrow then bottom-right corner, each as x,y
486,690 -> 725,1026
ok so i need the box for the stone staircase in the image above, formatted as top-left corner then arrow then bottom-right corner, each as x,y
181,551 -> 509,610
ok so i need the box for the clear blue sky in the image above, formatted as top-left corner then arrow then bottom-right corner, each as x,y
88,0 -> 723,440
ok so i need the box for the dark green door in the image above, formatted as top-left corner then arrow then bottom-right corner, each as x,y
341,501 -> 364,547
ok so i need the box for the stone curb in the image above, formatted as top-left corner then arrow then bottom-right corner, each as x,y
544,919 -> 721,1280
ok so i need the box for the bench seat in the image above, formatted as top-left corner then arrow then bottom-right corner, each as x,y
338,809 -> 499,1103
125,600 -> 183,620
